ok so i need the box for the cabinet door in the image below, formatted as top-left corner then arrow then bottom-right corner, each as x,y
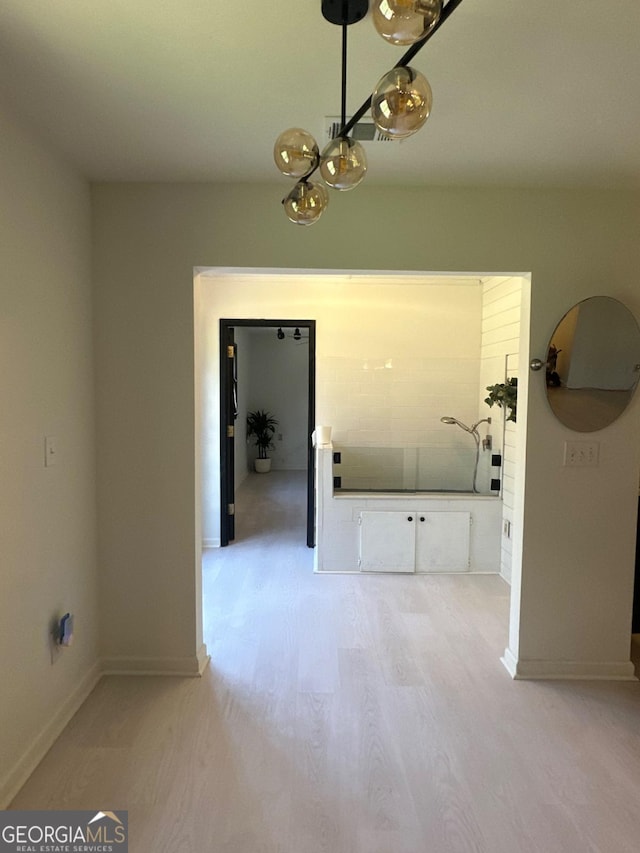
359,512 -> 416,572
415,511 -> 470,572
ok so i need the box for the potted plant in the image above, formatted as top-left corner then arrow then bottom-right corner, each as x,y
246,409 -> 278,473
484,377 -> 518,422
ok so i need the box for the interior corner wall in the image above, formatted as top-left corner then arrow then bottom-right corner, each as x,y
92,182 -> 640,682
0,105 -> 98,806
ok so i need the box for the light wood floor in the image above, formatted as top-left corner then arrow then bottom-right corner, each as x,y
12,471 -> 640,852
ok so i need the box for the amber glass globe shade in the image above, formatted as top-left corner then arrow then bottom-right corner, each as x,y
282,180 -> 329,226
372,0 -> 442,45
319,137 -> 367,190
371,66 -> 432,139
273,128 -> 319,179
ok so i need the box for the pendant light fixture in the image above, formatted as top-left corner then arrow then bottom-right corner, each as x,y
319,137 -> 368,190
372,0 -> 443,46
274,0 -> 465,225
371,66 -> 433,139
282,180 -> 330,226
273,128 -> 319,179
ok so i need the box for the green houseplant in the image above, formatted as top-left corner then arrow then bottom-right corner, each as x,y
246,409 -> 278,473
485,377 -> 518,423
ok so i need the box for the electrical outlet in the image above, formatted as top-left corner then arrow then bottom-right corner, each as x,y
49,619 -> 63,665
44,435 -> 57,467
563,440 -> 599,467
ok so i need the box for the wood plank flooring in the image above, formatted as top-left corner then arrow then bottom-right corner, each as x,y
12,471 -> 640,852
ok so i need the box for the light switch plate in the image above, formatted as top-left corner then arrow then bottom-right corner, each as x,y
563,440 -> 599,467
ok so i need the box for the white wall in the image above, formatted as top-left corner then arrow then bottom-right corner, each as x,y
245,329 -> 308,471
0,105 -> 98,805
91,182 -> 640,682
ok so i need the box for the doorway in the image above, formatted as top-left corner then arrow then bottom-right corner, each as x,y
219,319 -> 316,548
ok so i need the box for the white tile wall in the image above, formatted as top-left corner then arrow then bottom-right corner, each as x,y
318,348 -> 489,493
317,356 -> 482,448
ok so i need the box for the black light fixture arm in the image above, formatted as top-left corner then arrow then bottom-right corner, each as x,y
341,18 -> 348,129
337,0 -> 466,139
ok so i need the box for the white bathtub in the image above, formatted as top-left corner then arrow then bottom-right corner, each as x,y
314,446 -> 502,574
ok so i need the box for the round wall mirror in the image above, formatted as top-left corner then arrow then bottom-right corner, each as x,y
545,296 -> 640,431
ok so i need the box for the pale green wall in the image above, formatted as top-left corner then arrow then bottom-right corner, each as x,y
0,106 -> 98,804
92,182 -> 640,677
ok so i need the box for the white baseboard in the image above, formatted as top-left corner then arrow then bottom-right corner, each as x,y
0,660 -> 102,809
203,538 -> 220,549
101,644 -> 210,677
196,643 -> 210,675
501,647 -> 519,678
1,646 -> 211,808
501,647 -> 637,681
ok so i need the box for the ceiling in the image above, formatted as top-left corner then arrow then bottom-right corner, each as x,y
1,1 -> 639,188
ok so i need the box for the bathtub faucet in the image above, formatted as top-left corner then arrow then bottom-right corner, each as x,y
440,415 -> 492,493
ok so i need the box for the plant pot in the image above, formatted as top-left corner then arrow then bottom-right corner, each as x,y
254,458 -> 272,473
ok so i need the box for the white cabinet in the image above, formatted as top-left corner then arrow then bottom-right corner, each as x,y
415,511 -> 470,572
359,511 -> 470,573
358,511 -> 417,572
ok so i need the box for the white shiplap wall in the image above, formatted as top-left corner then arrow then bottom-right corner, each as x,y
479,277 -> 522,583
